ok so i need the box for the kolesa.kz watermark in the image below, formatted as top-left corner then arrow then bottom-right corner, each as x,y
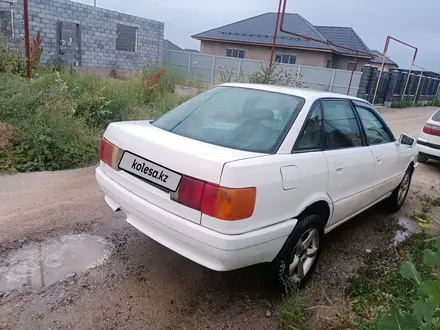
131,159 -> 168,183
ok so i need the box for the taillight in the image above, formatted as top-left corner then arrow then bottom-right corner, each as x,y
172,176 -> 256,221
423,124 -> 440,137
201,183 -> 256,221
172,176 -> 205,210
99,137 -> 121,169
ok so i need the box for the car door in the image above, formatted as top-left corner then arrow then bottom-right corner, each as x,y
352,100 -> 403,200
320,99 -> 375,226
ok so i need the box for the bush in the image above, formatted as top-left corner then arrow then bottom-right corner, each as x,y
0,67 -> 190,172
248,62 -> 295,85
0,35 -> 25,75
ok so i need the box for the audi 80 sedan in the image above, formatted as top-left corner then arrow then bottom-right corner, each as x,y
96,84 -> 418,285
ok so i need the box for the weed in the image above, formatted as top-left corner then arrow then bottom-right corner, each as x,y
346,233 -> 435,328
109,67 -> 118,78
390,100 -> 413,108
425,196 -> 440,207
308,295 -> 358,330
413,215 -> 433,228
373,238 -> 440,329
30,32 -> 43,73
280,292 -> 309,329
424,100 -> 440,107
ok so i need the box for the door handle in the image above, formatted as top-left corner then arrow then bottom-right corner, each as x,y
376,155 -> 382,163
335,161 -> 344,172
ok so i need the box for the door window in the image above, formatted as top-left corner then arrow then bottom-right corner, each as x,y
322,99 -> 363,149
353,101 -> 394,145
295,102 -> 322,151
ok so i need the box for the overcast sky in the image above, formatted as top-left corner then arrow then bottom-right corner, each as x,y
75,0 -> 440,72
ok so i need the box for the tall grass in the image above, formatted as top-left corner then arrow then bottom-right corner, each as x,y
0,67 -> 192,172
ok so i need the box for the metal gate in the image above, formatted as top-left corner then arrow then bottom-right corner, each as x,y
56,22 -> 81,67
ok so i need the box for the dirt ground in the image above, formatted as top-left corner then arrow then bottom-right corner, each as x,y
1,106 -> 440,330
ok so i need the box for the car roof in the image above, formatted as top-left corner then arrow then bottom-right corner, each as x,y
428,108 -> 440,123
220,83 -> 370,104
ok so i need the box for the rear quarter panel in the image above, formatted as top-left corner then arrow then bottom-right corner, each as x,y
201,153 -> 331,234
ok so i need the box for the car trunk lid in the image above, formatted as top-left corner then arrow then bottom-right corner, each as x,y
101,121 -> 263,224
423,118 -> 440,146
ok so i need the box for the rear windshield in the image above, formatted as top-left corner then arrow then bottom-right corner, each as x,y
432,109 -> 440,122
152,87 -> 305,153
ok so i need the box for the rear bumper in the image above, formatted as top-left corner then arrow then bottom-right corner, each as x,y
95,167 -> 295,271
417,140 -> 440,159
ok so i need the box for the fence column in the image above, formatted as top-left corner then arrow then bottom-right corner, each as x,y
357,65 -> 373,100
329,69 -> 336,92
434,79 -> 440,101
368,68 -> 380,103
210,56 -> 216,85
384,70 -> 399,107
187,53 -> 192,80
296,65 -> 302,87
413,73 -> 424,106
238,58 -> 242,82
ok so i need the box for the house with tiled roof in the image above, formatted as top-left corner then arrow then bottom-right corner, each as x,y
192,13 -> 373,71
369,50 -> 399,71
164,39 -> 183,51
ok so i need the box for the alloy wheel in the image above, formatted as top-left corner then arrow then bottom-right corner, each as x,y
397,172 -> 410,205
288,228 -> 320,282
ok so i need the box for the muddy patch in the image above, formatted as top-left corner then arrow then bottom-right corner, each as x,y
0,234 -> 111,293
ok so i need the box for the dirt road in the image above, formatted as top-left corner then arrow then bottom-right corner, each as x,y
1,106 -> 439,330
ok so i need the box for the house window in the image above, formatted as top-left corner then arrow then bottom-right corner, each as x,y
116,24 -> 137,52
347,62 -> 357,71
275,54 -> 296,64
226,48 -> 245,58
0,9 -> 13,38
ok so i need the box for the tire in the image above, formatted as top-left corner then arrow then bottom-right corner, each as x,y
417,152 -> 429,164
272,214 -> 324,291
384,168 -> 413,212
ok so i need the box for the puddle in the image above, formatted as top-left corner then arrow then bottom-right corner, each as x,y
393,216 -> 421,245
0,234 -> 111,293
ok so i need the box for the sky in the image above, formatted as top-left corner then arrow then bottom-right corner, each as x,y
75,0 -> 440,72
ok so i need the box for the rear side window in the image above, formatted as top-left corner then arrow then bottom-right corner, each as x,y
295,102 -> 322,151
322,99 -> 363,150
432,110 -> 440,122
353,101 -> 394,145
153,87 -> 305,153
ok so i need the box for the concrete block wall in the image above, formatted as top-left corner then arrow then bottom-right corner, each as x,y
8,0 -> 164,70
356,65 -> 374,100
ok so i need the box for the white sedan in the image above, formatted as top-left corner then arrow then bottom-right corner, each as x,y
417,108 -> 440,163
96,83 -> 418,286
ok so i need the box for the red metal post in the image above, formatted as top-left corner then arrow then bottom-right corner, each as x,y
372,36 -> 390,103
401,49 -> 418,100
269,0 -> 283,69
24,0 -> 31,80
347,52 -> 358,95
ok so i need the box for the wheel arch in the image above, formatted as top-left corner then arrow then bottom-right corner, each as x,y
296,200 -> 332,228
408,160 -> 415,172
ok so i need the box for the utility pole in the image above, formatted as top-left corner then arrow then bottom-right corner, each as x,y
24,0 -> 31,80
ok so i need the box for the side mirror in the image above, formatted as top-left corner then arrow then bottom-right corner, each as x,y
397,133 -> 416,148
